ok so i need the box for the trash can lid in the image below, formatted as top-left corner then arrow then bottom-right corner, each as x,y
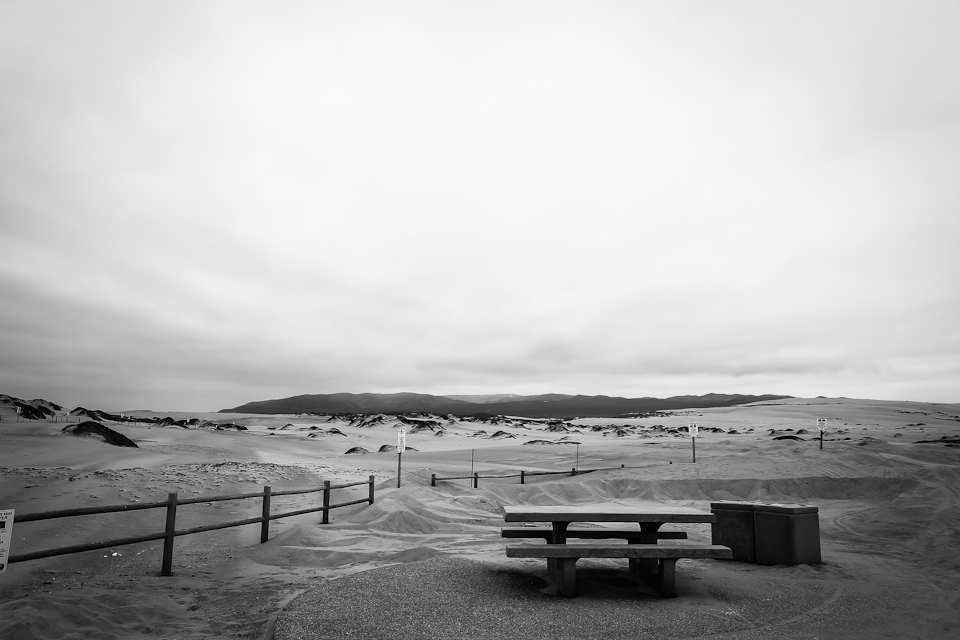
710,501 -> 756,511
753,503 -> 818,515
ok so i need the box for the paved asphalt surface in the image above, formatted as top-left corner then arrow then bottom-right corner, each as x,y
271,555 -> 879,640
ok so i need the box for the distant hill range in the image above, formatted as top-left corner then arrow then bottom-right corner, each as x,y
220,392 -> 792,419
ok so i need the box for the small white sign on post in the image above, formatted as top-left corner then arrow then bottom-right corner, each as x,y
0,509 -> 14,573
817,417 -> 826,432
689,423 -> 699,462
397,429 -> 406,453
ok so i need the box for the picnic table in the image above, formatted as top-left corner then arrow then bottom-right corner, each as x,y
501,502 -> 732,597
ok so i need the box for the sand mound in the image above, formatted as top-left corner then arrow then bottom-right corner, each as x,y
338,487 -> 502,534
512,474 -> 924,503
251,522 -> 450,569
61,421 -> 138,447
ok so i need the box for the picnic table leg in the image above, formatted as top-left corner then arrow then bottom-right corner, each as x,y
630,523 -> 664,575
638,522 -> 663,544
547,522 -> 569,581
555,558 -> 578,597
653,559 -> 678,598
551,522 -> 569,544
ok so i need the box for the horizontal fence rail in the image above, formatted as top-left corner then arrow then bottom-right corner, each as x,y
431,465 -> 627,488
9,476 -> 376,576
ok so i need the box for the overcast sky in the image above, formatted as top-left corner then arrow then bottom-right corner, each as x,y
1,1 -> 958,412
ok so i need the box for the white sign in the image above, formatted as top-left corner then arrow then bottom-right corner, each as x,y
817,417 -> 827,432
689,423 -> 699,438
0,509 -> 13,573
397,429 -> 406,453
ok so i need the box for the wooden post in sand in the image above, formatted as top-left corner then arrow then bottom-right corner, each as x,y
260,486 -> 271,542
161,492 -> 178,576
368,475 -> 375,504
322,481 -> 331,524
473,472 -> 478,489
520,470 -> 525,485
397,429 -> 406,489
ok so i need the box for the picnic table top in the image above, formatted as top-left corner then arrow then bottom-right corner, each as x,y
500,502 -> 715,524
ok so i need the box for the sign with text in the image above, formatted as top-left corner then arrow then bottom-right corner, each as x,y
397,429 -> 406,453
817,417 -> 827,432
0,509 -> 14,573
688,423 -> 699,438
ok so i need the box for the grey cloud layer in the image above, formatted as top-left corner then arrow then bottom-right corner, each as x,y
1,2 -> 958,409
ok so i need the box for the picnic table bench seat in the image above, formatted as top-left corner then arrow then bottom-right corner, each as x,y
506,542 -> 732,598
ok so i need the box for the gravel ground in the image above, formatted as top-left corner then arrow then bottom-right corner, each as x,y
273,556 -> 845,640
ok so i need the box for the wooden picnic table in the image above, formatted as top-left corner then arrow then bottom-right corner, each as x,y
501,502 -> 728,597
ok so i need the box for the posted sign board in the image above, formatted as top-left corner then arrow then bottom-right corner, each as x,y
397,429 -> 406,453
817,417 -> 827,432
0,509 -> 13,573
688,424 -> 699,438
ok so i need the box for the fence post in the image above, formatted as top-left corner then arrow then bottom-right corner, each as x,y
520,470 -> 525,485
322,480 -> 331,524
260,486 -> 271,543
431,473 -> 436,487
572,467 -> 577,477
473,472 -> 478,489
161,492 -> 178,576
368,475 -> 375,505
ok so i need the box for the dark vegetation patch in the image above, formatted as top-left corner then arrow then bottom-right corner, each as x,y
915,436 -> 960,445
61,421 -> 138,447
345,447 -> 369,454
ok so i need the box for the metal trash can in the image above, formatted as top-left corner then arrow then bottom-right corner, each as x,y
753,503 -> 821,566
710,501 -> 756,563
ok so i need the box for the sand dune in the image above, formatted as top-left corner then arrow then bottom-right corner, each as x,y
1,397 -> 959,638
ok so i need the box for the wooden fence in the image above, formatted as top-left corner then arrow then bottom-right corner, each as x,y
8,476 -> 375,576
431,465 -> 626,488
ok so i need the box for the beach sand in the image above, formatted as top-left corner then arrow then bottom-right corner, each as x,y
1,397 -> 958,639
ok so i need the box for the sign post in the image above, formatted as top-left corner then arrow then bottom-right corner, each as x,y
689,423 -> 699,462
817,417 -> 826,450
0,509 -> 13,573
396,429 -> 406,488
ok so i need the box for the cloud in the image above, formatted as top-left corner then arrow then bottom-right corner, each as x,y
0,2 -> 958,409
